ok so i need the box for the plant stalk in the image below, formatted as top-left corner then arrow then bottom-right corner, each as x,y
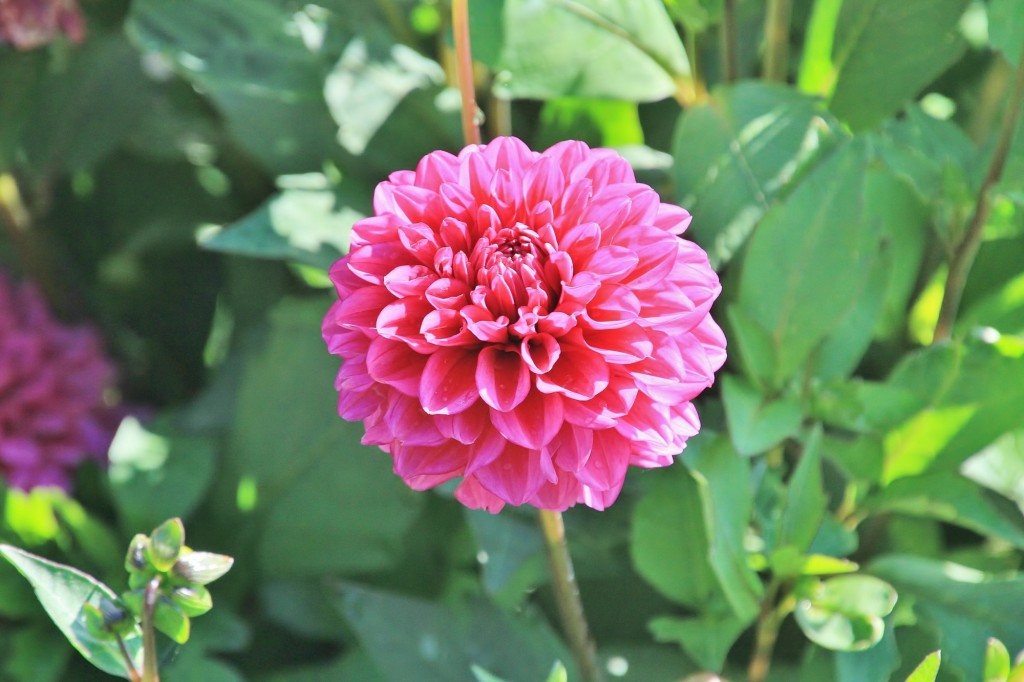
763,0 -> 791,81
451,0 -> 482,146
141,577 -> 161,682
538,509 -> 605,682
747,581 -> 794,682
117,634 -> 141,682
721,0 -> 739,82
933,50 -> 1024,343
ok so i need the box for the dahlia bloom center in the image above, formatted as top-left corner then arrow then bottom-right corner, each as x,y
323,137 -> 726,512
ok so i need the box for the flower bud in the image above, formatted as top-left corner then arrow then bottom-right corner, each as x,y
146,518 -> 185,572
154,599 -> 190,644
172,549 -> 234,585
170,585 -> 213,617
125,534 -> 150,573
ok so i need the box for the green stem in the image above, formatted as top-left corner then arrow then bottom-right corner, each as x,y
747,580 -> 795,682
141,577 -> 161,682
933,50 -> 1024,343
538,510 -> 605,682
796,0 -> 843,95
763,0 -> 791,81
116,634 -> 141,682
721,0 -> 739,82
451,0 -> 481,146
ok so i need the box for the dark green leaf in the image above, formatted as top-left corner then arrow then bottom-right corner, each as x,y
2,623 -> 71,682
722,375 -> 802,456
465,510 -> 545,603
672,82 -> 842,266
828,0 -> 969,130
990,0 -> 1024,63
495,0 -> 690,102
779,428 -> 827,553
835,622 -> 900,682
0,545 -> 143,678
649,607 -> 747,672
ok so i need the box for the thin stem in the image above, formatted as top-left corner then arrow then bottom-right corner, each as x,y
116,634 -> 141,682
141,577 -> 161,682
451,0 -> 481,146
684,27 -> 709,106
747,581 -> 795,682
933,50 -> 1024,343
721,0 -> 739,82
762,0 -> 791,82
537,509 -> 605,682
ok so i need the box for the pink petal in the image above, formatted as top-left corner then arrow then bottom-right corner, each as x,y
366,337 -> 428,397
434,400 -> 490,444
490,389 -> 563,450
581,326 -> 653,363
521,333 -> 561,374
420,348 -> 480,415
455,474 -> 506,513
376,297 -> 435,352
385,394 -> 447,446
576,430 -> 630,491
535,342 -> 610,401
476,346 -> 531,412
383,264 -> 437,298
421,308 -> 476,346
392,441 -> 466,478
581,284 -> 640,330
473,443 -> 549,506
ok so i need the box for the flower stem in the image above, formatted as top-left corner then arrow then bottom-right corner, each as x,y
721,0 -> 739,82
762,0 -> 791,81
141,577 -> 161,682
451,0 -> 481,146
537,509 -> 605,682
933,50 -> 1024,343
747,580 -> 795,682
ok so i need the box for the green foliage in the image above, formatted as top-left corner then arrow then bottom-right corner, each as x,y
1,0 -> 1023,680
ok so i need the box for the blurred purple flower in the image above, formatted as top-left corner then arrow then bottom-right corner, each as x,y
0,0 -> 84,51
0,275 -> 119,491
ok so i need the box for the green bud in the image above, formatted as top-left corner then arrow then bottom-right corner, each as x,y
172,549 -> 234,585
125,534 -> 150,573
170,585 -> 213,617
154,599 -> 191,644
120,589 -> 145,620
147,518 -> 185,572
83,603 -> 116,641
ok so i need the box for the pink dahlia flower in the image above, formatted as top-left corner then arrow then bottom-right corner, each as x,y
322,137 -> 725,512
0,0 -> 85,51
0,275 -> 118,491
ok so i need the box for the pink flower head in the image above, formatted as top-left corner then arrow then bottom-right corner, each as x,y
323,137 -> 725,512
0,275 -> 119,491
0,0 -> 85,51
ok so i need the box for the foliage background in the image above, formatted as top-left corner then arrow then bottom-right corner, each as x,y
1,0 -> 1024,680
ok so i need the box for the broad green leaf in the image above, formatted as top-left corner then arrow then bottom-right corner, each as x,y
721,375 -> 803,456
631,465 -> 718,607
828,0 -> 968,131
735,139 -> 881,386
337,585 -> 574,682
108,417 -> 217,533
495,0 -> 691,102
664,0 -> 723,31
535,98 -> 644,149
200,174 -> 366,270
863,472 -> 1024,548
990,0 -> 1024,63
779,428 -> 827,553
325,33 -> 446,156
769,548 -> 859,579
961,431 -> 1024,515
226,299 -> 423,577
682,435 -> 763,621
882,406 -> 977,482
672,82 -> 842,266
128,0 -> 337,174
794,575 -> 897,652
871,555 -> 1024,679
985,638 -> 1012,682
904,651 -> 941,682
465,510 -> 545,604
725,305 -> 778,391
0,545 -> 143,678
835,623 -> 900,682
649,608 -> 748,672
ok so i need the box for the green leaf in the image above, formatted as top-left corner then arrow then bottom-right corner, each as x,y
649,608 -> 748,672
672,82 -> 842,266
794,575 -> 897,652
990,0 -> 1024,63
863,472 -> 1024,549
226,299 -> 424,577
835,623 -> 900,682
961,430 -> 1024,516
721,375 -> 803,456
904,651 -> 941,682
465,510 -> 545,604
154,600 -> 191,644
200,175 -> 366,270
108,417 -> 217,533
769,548 -> 859,579
735,139 -> 882,386
0,51 -> 45,170
535,98 -> 644,149
725,305 -> 778,390
828,0 -> 969,130
682,435 -> 763,621
495,0 -> 691,102
631,464 -> 718,607
778,428 -> 827,553
2,623 -> 72,682
0,545 -> 143,678
338,585 -> 574,682
128,0 -> 337,174
664,0 -> 723,31
985,637 -> 1012,682
871,555 -> 1024,679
